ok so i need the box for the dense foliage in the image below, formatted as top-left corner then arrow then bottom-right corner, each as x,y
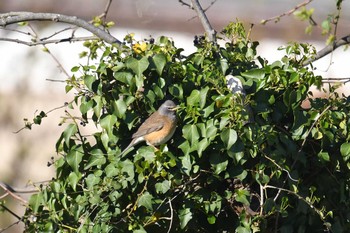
23,22 -> 350,233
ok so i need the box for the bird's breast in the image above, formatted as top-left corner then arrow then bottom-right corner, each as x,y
144,116 -> 177,146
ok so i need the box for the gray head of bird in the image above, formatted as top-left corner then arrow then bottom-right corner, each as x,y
158,100 -> 178,116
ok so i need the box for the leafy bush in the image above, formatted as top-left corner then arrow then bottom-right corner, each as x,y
23,22 -> 350,233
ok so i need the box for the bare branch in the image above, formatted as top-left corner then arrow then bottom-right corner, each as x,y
260,0 -> 314,24
303,34 -> 350,66
322,77 -> 350,83
100,0 -> 114,20
190,0 -> 216,42
0,182 -> 30,204
0,36 -> 99,46
0,12 -> 121,45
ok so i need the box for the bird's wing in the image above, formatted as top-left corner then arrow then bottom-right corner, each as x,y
132,113 -> 164,138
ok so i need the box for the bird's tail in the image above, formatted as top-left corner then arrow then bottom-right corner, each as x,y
119,138 -> 142,157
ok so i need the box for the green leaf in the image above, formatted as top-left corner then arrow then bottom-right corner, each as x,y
181,154 -> 192,176
169,84 -> 184,99
114,71 -> 133,85
100,115 -> 117,135
210,154 -> 228,175
85,174 -> 101,190
133,229 -> 147,233
68,172 -> 79,191
220,58 -> 229,74
241,69 -> 265,80
236,226 -> 251,233
80,98 -> 94,115
340,143 -> 350,157
179,208 -> 192,229
63,124 -> 78,147
235,189 -> 250,205
220,128 -> 238,150
84,75 -> 96,91
187,89 -> 200,106
207,215 -> 216,224
318,151 -> 330,162
182,124 -> 200,146
126,57 -> 149,77
105,163 -> 118,177
66,147 -> 83,174
199,86 -> 209,109
84,149 -> 106,169
29,193 -> 42,214
152,53 -> 166,75
155,180 -> 171,194
138,192 -> 153,211
113,99 -> 127,119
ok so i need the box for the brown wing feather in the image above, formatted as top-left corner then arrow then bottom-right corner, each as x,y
132,112 -> 164,138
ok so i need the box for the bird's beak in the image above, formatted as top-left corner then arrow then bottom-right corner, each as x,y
169,106 -> 179,111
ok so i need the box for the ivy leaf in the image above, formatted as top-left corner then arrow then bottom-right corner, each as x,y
138,192 -> 153,211
318,151 -> 330,162
187,89 -> 200,106
63,123 -> 78,147
179,208 -> 193,229
84,149 -> 106,170
114,71 -> 133,85
241,69 -> 265,80
105,163 -> 118,177
100,115 -> 117,135
152,53 -> 166,75
182,124 -> 200,146
210,154 -> 228,175
66,146 -> 83,174
340,143 -> 350,161
84,74 -> 96,91
220,128 -> 237,150
155,180 -> 171,194
207,215 -> 216,224
85,174 -> 101,190
126,57 -> 149,77
113,99 -> 127,119
235,189 -> 250,205
181,154 -> 192,176
68,172 -> 79,191
29,193 -> 42,214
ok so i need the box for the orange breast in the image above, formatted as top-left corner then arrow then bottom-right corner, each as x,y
144,115 -> 177,146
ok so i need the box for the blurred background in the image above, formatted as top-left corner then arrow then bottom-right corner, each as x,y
1,0 -> 350,231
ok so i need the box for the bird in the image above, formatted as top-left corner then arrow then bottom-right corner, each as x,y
120,100 -> 178,156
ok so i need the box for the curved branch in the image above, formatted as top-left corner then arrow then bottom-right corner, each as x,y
0,12 -> 121,45
0,36 -> 99,46
190,0 -> 216,42
303,34 -> 350,66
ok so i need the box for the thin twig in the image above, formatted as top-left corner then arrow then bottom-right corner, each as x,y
0,12 -> 121,44
0,36 -> 99,46
166,198 -> 173,233
28,24 -> 71,78
260,0 -> 314,24
263,155 -> 298,182
100,0 -> 113,20
299,105 -> 331,149
0,219 -> 22,233
264,185 -> 324,219
0,182 -> 29,204
40,25 -> 77,41
13,103 -> 68,133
